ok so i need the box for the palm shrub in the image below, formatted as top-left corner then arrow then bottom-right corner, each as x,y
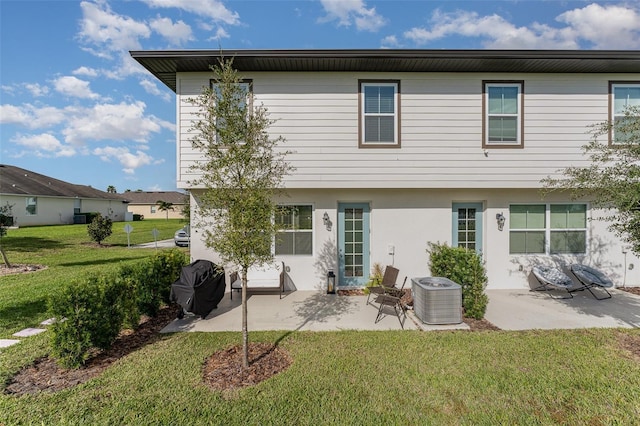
427,242 -> 489,319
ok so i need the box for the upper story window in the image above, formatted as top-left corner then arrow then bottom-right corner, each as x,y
210,80 -> 252,144
509,203 -> 587,255
610,82 -> 640,144
359,80 -> 400,148
26,197 -> 37,215
483,81 -> 524,148
275,205 -> 313,255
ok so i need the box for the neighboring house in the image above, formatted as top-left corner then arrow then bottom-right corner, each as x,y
0,164 -> 128,226
120,191 -> 186,220
131,49 -> 640,290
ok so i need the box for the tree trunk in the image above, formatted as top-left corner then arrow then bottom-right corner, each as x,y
0,246 -> 10,268
241,272 -> 249,368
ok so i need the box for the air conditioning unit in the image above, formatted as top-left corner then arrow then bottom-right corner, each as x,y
411,277 -> 462,325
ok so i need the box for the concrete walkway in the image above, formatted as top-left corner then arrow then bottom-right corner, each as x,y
161,287 -> 640,333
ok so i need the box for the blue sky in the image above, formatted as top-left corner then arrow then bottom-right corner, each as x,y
1,0 -> 639,194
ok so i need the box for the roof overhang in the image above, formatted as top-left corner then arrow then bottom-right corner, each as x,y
130,49 -> 640,92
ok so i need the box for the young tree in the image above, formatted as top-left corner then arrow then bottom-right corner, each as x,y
0,202 -> 15,267
87,213 -> 113,245
156,201 -> 174,220
188,58 -> 292,368
542,106 -> 640,255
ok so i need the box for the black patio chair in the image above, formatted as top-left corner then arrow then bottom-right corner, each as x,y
531,265 -> 574,299
569,264 -> 613,300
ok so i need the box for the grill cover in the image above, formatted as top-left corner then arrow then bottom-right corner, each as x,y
170,259 -> 226,318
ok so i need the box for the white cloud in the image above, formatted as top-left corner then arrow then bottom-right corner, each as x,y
403,3 -> 640,49
557,3 -> 640,49
12,133 -> 77,158
24,83 -> 49,97
92,146 -> 155,174
149,16 -> 193,45
141,0 -> 240,25
381,35 -> 401,48
62,101 -> 174,145
52,76 -> 100,99
139,79 -> 172,102
319,0 -> 386,32
73,66 -> 99,77
78,1 -> 151,54
0,104 -> 67,129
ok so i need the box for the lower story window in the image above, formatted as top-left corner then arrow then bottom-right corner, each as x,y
275,205 -> 313,255
509,203 -> 587,254
26,197 -> 37,215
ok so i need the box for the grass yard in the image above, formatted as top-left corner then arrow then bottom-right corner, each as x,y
1,222 -> 640,424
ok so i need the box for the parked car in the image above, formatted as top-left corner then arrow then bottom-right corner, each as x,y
174,225 -> 190,247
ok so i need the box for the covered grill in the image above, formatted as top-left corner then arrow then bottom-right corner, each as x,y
170,259 -> 226,319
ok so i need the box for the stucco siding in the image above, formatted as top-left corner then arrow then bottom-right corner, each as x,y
188,189 -> 640,292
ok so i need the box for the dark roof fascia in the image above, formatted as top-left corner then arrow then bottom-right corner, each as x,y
129,49 -> 640,92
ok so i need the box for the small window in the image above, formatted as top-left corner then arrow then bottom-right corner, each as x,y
26,197 -> 37,215
610,82 -> 640,144
509,204 -> 587,255
359,81 -> 400,147
210,80 -> 252,145
484,82 -> 523,148
275,205 -> 313,255
150,206 -> 156,213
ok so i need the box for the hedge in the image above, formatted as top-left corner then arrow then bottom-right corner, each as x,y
48,249 -> 187,368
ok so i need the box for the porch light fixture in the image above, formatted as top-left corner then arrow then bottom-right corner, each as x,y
322,212 -> 332,231
496,212 -> 506,231
327,270 -> 336,294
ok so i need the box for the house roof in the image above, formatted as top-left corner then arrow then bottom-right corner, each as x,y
119,191 -> 186,205
129,49 -> 640,92
0,164 -> 125,201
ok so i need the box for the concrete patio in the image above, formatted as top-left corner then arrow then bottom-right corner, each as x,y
161,286 -> 640,333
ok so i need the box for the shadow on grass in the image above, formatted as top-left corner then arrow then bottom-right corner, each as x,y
1,237 -> 70,252
0,298 -> 48,334
58,255 -> 150,267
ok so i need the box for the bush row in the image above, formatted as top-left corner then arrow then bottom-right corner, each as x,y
48,249 -> 187,368
427,242 -> 489,320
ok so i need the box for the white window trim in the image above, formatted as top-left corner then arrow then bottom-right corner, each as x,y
274,203 -> 314,256
25,197 -> 37,216
509,203 -> 589,255
210,80 -> 252,145
484,82 -> 523,147
360,81 -> 399,147
610,82 -> 640,145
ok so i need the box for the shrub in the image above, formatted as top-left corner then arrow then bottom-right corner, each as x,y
48,273 -> 126,368
48,249 -> 187,368
133,214 -> 144,221
87,213 -> 113,245
427,242 -> 488,319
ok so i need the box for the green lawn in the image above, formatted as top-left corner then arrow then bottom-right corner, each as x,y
1,223 -> 640,424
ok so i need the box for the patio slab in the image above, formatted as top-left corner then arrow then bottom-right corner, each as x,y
161,290 -> 469,333
13,328 -> 47,337
0,339 -> 21,349
485,288 -> 640,330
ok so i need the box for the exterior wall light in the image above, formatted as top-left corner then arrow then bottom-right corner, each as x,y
496,212 -> 506,231
322,212 -> 332,231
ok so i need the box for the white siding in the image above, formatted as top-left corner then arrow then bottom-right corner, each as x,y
176,71 -> 637,189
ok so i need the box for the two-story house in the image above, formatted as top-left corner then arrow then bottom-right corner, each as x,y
131,49 -> 640,291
